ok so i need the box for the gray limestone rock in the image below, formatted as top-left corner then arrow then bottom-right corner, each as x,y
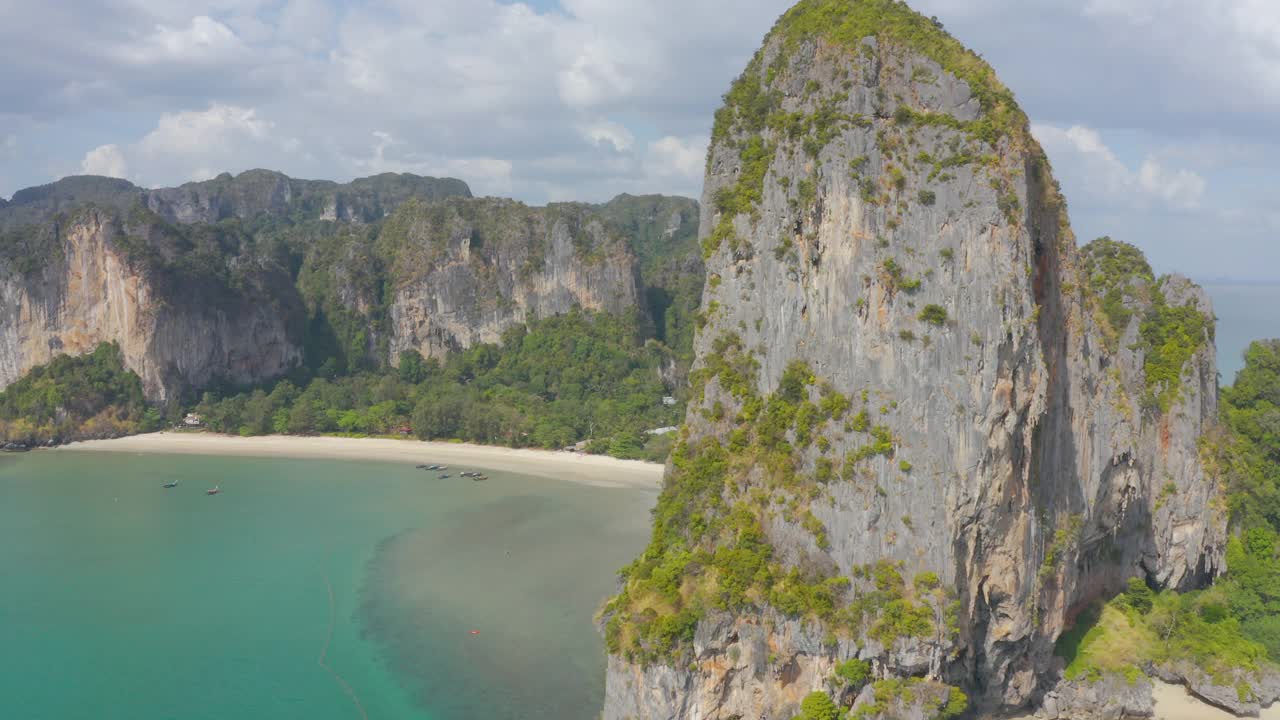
602,2 -> 1226,718
1043,674 -> 1155,719
380,198 -> 644,363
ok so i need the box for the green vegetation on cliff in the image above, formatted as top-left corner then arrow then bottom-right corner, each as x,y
0,176 -> 704,451
1080,237 -> 1155,345
849,679 -> 968,720
1222,340 -> 1280,532
1055,340 -> 1280,689
602,337 -> 952,665
596,194 -> 703,362
772,0 -> 1025,145
703,0 -> 1035,260
192,309 -> 680,460
1139,282 -> 1213,413
1079,238 -> 1214,414
792,680 -> 966,720
0,343 -> 161,445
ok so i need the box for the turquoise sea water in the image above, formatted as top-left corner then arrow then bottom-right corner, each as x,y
0,451 -> 656,720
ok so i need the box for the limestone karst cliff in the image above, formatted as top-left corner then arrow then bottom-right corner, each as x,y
0,170 -> 474,401
600,2 -> 1224,718
302,196 -> 647,365
0,173 -> 697,404
385,199 -> 643,361
285,194 -> 698,371
0,203 -> 307,402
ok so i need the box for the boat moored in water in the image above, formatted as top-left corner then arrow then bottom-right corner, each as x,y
206,486 -> 221,496
163,481 -> 179,489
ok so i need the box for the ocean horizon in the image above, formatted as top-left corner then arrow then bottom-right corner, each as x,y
1205,282 -> 1280,384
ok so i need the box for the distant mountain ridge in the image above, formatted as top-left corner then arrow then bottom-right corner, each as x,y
0,170 -> 472,231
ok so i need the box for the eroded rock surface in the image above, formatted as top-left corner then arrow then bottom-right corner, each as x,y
602,2 -> 1225,718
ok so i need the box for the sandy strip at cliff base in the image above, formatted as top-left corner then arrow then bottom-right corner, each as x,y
1007,681 -> 1280,720
57,433 -> 664,489
1151,680 -> 1280,720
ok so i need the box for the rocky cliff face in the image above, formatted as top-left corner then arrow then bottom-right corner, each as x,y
0,171 -> 473,401
599,194 -> 706,376
601,2 -> 1225,718
0,207 -> 304,401
379,198 -> 645,361
0,173 -> 683,401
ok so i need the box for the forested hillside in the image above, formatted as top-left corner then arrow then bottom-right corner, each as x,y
0,172 -> 704,456
0,343 -> 161,447
190,309 -> 682,461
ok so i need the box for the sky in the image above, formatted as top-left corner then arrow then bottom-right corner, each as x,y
0,0 -> 1277,282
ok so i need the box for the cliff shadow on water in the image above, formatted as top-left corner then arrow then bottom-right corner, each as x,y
357,482 -> 655,720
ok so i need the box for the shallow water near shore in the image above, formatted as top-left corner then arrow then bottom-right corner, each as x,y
0,450 -> 655,719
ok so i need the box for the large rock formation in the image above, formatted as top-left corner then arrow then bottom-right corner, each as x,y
382,198 -> 645,361
0,205 -> 307,401
601,1 -> 1225,718
0,172 -> 691,402
0,171 -> 474,400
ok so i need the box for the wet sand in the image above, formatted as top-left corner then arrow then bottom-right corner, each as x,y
58,432 -> 664,489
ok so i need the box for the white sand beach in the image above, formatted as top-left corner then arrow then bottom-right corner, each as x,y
57,432 -> 664,489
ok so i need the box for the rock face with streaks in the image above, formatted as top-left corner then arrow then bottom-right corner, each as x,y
0,204 -> 306,402
0,173 -> 689,402
381,198 -> 645,362
0,171 -> 475,400
600,2 -> 1225,718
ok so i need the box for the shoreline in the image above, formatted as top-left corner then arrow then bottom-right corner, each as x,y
55,432 -> 664,489
1150,680 -> 1280,720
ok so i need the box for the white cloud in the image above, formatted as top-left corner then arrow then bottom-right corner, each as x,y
117,15 -> 246,65
139,104 -> 271,151
578,120 -> 635,153
644,135 -> 708,187
557,41 -> 633,108
134,104 -> 273,183
1081,0 -> 1280,109
80,144 -> 129,178
278,0 -> 334,53
0,0 -> 796,202
76,104 -> 287,185
3,0 -> 1280,279
353,131 -> 513,197
1135,158 -> 1205,210
1033,124 -> 1205,210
